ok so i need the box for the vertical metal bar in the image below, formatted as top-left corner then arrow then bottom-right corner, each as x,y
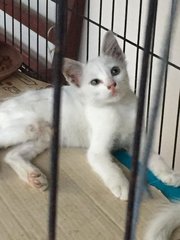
127,1 -> 177,239
158,3 -> 180,157
48,0 -> 67,239
3,0 -> 6,42
134,0 -> 143,93
124,1 -> 157,239
111,0 -> 115,31
158,0 -> 177,155
37,0 -> 39,79
28,0 -> 31,67
158,0 -> 175,155
19,0 -> 22,53
11,0 -> 14,45
86,0 -> 90,62
172,92 -> 180,169
158,66 -> 169,153
98,0 -> 103,56
123,0 -> 128,52
145,3 -> 158,132
45,0 -> 49,81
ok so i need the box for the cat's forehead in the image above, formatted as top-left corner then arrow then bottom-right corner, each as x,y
84,56 -> 121,74
88,56 -> 118,66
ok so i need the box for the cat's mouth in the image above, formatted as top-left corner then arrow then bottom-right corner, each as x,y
111,88 -> 117,96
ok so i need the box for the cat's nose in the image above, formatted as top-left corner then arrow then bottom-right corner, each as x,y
107,81 -> 117,90
107,81 -> 117,96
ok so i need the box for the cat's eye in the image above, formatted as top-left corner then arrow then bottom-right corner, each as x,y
90,79 -> 101,86
111,66 -> 120,76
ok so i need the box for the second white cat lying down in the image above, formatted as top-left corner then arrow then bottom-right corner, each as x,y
0,31 -> 180,201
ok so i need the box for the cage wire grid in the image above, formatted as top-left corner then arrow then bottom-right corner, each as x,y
1,1 -> 180,143
50,0 -> 179,239
82,0 -> 180,169
0,0 -> 180,240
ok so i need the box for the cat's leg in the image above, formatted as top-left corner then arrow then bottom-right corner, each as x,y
138,131 -> 180,187
0,120 -> 51,148
4,124 -> 51,190
148,152 -> 180,187
87,131 -> 129,200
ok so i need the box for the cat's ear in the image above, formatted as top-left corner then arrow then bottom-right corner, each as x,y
102,31 -> 125,62
63,58 -> 83,87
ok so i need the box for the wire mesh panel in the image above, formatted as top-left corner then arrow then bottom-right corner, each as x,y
0,0 -> 55,81
79,0 -> 180,172
0,1 -> 179,168
0,0 -> 85,82
0,0 -> 180,239
48,0 -> 179,240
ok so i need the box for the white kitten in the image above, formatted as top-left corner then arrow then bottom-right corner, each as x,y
0,32 -> 180,200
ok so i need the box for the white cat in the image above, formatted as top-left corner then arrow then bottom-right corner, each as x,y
0,31 -> 180,239
0,31 -> 180,200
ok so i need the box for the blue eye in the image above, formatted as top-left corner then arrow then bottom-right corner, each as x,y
90,79 -> 101,86
111,66 -> 120,76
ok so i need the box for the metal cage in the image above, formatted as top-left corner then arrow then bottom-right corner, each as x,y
0,0 -> 179,239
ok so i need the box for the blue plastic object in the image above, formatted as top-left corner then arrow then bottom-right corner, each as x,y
113,150 -> 180,202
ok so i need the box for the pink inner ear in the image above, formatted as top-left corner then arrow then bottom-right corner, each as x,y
67,73 -> 80,87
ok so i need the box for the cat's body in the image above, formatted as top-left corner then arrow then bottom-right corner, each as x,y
0,32 -> 180,239
0,86 -> 88,148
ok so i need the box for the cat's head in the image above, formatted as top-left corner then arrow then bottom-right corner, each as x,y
63,31 -> 130,105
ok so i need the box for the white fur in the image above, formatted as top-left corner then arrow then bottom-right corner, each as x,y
0,32 -> 180,201
144,203 -> 180,240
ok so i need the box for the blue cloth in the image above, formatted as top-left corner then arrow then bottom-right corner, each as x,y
113,150 -> 180,202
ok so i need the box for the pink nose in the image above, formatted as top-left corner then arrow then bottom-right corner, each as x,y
107,82 -> 117,90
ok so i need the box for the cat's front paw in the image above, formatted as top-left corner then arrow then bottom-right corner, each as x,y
107,176 -> 129,200
27,170 -> 48,191
111,183 -> 129,200
149,153 -> 180,187
158,171 -> 180,187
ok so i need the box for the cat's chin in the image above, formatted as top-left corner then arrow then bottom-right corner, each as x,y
97,94 -> 123,105
105,95 -> 123,104
105,90 -> 127,103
